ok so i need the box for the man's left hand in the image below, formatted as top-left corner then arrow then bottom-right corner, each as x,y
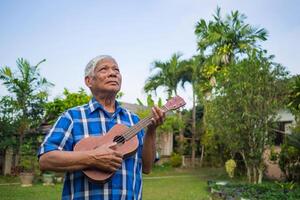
148,106 -> 166,131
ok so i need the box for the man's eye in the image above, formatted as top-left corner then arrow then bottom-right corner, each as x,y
98,68 -> 107,72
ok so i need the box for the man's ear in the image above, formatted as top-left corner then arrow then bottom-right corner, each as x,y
85,76 -> 92,88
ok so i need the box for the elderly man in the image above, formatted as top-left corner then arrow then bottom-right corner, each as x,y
38,55 -> 165,200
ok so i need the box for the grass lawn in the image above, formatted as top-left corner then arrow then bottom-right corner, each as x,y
0,167 -> 228,200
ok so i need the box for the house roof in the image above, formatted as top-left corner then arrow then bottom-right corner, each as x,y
120,102 -> 148,113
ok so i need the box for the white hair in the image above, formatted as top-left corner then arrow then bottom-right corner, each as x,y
84,55 -> 115,77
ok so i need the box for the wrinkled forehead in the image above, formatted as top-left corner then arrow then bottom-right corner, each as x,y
95,57 -> 119,68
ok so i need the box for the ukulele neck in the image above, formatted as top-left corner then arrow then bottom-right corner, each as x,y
123,105 -> 168,141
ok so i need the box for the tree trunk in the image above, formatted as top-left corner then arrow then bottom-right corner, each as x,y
191,89 -> 196,167
247,167 -> 252,183
3,147 -> 13,175
240,151 -> 252,183
178,111 -> 184,155
253,166 -> 257,184
258,167 -> 263,184
17,131 -> 24,166
199,145 -> 204,167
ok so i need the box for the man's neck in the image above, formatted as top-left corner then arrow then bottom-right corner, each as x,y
94,94 -> 116,113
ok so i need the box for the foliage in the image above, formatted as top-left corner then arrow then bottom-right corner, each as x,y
0,58 -> 52,164
0,58 -> 52,127
144,53 -> 185,98
225,159 -> 236,178
269,145 -> 279,161
45,88 -> 91,124
0,96 -> 17,151
169,153 -> 182,168
288,75 -> 300,113
279,142 -> 300,182
19,138 -> 39,174
275,181 -> 296,192
210,182 -> 300,200
195,7 -> 268,80
205,50 -> 289,183
144,53 -> 187,154
136,94 -> 183,135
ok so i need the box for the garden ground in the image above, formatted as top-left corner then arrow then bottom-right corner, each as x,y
0,167 -> 230,200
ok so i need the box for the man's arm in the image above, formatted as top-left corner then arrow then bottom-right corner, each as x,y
142,106 -> 165,174
39,143 -> 123,173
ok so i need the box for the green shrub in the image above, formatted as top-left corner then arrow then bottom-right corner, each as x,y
269,145 -> 279,161
225,159 -> 236,178
209,182 -> 300,200
279,143 -> 300,182
170,153 -> 182,168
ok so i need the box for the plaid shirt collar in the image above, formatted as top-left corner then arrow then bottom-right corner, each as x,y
88,97 -> 124,116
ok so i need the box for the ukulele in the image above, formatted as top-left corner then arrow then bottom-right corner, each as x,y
74,95 -> 186,183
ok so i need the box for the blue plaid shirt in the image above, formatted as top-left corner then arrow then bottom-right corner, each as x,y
39,98 -> 145,200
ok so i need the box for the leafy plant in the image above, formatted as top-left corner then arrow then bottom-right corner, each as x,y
45,88 -> 91,124
269,145 -> 279,161
275,181 -> 295,193
225,159 -> 236,178
170,153 -> 182,168
279,142 -> 300,182
19,139 -> 39,174
0,58 -> 53,165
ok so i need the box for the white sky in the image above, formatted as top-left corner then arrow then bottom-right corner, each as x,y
1,0 -> 299,108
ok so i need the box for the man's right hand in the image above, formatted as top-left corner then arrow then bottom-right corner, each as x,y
88,143 -> 123,172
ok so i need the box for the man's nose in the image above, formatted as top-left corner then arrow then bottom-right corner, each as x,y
108,68 -> 117,76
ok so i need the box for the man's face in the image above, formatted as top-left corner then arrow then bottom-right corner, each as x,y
85,58 -> 122,95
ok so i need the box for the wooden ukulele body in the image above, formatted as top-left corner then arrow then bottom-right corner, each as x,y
74,124 -> 139,183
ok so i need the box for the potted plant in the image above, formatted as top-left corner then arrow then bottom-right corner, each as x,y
19,139 -> 39,187
42,171 -> 55,185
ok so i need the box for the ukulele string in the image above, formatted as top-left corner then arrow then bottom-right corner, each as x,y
113,106 -> 168,144
123,105 -> 168,140
113,116 -> 153,144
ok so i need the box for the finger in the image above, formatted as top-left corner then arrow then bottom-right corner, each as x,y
108,142 -> 118,149
113,151 -> 123,158
105,166 -> 117,173
110,154 -> 123,163
157,106 -> 166,120
153,106 -> 164,124
111,160 -> 122,168
152,107 -> 159,122
150,118 -> 157,126
109,160 -> 121,168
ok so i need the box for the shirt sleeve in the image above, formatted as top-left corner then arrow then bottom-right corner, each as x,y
38,111 -> 74,158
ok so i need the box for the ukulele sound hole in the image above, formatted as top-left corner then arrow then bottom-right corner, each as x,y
113,135 -> 125,144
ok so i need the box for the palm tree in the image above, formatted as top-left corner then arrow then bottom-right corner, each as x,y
181,54 -> 206,167
195,7 -> 268,89
144,53 -> 186,154
0,58 -> 53,164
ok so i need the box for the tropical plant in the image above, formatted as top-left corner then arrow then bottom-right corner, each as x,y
180,54 -> 206,167
0,58 -> 53,164
195,7 -> 267,66
144,53 -> 186,154
144,53 -> 184,98
194,8 -> 270,172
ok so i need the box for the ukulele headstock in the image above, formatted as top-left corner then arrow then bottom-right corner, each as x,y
164,96 -> 186,111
